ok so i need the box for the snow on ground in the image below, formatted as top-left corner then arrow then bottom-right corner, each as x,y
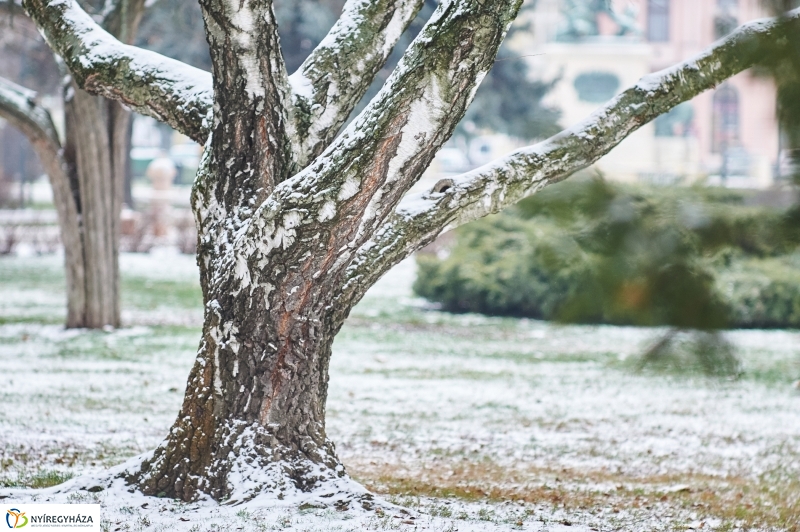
0,253 -> 799,531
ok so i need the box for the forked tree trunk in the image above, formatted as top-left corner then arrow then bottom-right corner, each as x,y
135,148 -> 355,502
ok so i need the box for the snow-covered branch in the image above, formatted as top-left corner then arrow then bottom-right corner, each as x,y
337,8 -> 800,307
22,0 -> 212,143
288,0 -> 424,167
231,0 -> 523,295
0,76 -> 83,282
0,76 -> 61,155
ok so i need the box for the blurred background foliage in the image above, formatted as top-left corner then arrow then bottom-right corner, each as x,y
415,176 -> 800,329
413,2 -> 800,376
414,175 -> 799,378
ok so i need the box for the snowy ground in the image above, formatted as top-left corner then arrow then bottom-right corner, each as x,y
0,251 -> 799,531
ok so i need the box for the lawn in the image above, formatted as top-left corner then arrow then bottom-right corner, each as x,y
1,251 -> 799,531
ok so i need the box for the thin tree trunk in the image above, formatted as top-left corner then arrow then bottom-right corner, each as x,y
64,86 -> 121,328
108,100 -> 130,325
36,123 -> 86,329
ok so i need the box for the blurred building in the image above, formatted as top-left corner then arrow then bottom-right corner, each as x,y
518,0 -> 783,188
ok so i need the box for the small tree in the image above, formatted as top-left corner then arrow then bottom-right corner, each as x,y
21,0 -> 800,503
0,0 -> 146,328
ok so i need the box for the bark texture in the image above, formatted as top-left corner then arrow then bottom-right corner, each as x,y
23,0 -> 800,503
132,0 -> 526,502
62,87 -> 123,327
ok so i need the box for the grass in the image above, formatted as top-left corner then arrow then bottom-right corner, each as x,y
0,253 -> 799,531
350,458 -> 800,532
0,469 -> 74,489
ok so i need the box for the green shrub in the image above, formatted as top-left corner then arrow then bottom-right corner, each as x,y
718,255 -> 800,328
414,216 -> 595,320
415,177 -> 800,329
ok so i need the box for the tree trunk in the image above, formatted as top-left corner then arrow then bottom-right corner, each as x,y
62,86 -> 124,328
135,308 -> 346,503
135,193 -> 352,501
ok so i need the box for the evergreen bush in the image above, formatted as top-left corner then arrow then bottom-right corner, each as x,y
414,177 -> 800,329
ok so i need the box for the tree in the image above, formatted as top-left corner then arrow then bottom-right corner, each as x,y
0,0 -> 146,328
21,0 -> 800,504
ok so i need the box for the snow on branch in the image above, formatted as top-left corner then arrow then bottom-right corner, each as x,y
0,76 -> 81,257
289,0 -> 424,167
229,0 -> 523,301
0,76 -> 61,154
23,0 -> 212,143
338,8 -> 800,307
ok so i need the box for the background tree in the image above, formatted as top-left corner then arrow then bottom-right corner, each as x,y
0,0 -> 146,328
21,0 -> 800,505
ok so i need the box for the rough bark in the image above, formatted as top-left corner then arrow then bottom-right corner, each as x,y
130,0 -> 524,502
22,0 -> 800,504
62,86 -> 120,328
289,0 -> 424,167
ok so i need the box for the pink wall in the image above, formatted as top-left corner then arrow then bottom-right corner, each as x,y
641,0 -> 779,172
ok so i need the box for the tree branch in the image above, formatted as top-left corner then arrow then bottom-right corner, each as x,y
288,0 -> 424,167
336,8 -> 800,307
0,77 -> 84,307
229,0 -> 524,300
0,76 -> 61,154
22,0 -> 212,143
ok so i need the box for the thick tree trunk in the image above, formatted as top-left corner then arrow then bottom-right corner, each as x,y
135,261 -> 350,503
135,149 -> 353,500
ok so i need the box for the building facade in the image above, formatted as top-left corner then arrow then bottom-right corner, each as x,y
519,0 -> 783,187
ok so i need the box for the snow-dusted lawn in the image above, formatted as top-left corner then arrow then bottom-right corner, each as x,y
1,252 -> 798,531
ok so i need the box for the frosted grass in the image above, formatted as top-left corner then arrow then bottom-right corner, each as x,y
0,253 -> 798,531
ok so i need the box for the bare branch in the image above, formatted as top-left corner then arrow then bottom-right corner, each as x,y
288,0 -> 424,167
23,0 -> 212,143
337,8 -> 800,307
0,77 -> 83,308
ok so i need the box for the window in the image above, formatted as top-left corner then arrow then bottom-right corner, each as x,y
647,0 -> 670,42
573,72 -> 620,103
654,102 -> 694,137
712,84 -> 739,153
715,0 -> 738,38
